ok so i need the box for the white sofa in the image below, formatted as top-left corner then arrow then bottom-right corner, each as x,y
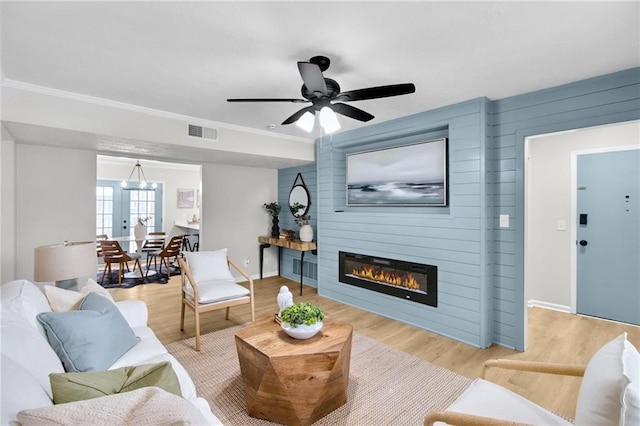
0,279 -> 222,425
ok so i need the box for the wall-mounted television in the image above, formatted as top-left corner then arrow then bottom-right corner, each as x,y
346,138 -> 448,206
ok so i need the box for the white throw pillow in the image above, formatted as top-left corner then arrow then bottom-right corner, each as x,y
186,249 -> 234,282
574,333 -> 637,425
622,336 -> 640,425
44,280 -> 114,312
80,278 -> 115,301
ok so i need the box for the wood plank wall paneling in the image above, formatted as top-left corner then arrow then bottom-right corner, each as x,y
277,163 -> 318,287
278,67 -> 640,352
316,98 -> 492,348
491,67 -> 640,350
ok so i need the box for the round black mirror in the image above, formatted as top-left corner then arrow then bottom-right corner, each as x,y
288,173 -> 310,217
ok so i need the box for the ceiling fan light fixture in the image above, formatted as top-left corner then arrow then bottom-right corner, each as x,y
319,106 -> 341,133
296,111 -> 315,132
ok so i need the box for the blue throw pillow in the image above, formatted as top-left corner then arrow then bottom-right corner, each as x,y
37,292 -> 140,372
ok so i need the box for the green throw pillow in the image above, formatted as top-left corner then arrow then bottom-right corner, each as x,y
37,292 -> 140,372
50,361 -> 182,404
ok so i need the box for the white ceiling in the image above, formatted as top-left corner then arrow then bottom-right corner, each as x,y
1,1 -> 639,162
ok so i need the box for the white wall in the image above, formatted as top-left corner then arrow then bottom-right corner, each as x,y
1,126 -> 17,283
2,143 -> 278,283
15,144 -> 96,280
96,158 -> 201,236
201,163 -> 278,278
525,120 -> 640,309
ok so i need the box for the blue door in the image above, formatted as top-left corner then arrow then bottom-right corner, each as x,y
576,149 -> 640,325
96,180 -> 163,252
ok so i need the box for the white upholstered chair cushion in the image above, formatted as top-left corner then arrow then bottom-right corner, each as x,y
441,378 -> 572,425
184,279 -> 250,304
575,333 -> 639,426
186,249 -> 234,282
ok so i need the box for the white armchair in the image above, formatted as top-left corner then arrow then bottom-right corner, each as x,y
179,249 -> 255,351
424,333 -> 639,425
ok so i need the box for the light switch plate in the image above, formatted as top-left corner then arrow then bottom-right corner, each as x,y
557,220 -> 567,231
499,214 -> 509,228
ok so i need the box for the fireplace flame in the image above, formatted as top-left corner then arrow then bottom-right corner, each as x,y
351,265 -> 422,290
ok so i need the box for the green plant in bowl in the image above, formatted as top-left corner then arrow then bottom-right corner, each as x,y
280,302 -> 324,328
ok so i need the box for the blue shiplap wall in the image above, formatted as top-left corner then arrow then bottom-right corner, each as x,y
276,67 -> 640,351
490,67 -> 640,350
317,98 -> 493,348
277,163 -> 318,287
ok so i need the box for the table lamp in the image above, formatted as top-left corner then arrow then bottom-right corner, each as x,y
34,241 -> 97,288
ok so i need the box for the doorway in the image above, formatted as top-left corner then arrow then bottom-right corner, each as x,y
96,155 -> 202,251
524,121 -> 640,325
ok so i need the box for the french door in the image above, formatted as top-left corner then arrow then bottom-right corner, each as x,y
96,180 -> 163,250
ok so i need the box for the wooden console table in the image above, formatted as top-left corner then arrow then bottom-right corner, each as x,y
258,236 -> 317,295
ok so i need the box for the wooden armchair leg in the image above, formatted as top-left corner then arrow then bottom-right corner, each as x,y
194,309 -> 201,352
180,299 -> 186,331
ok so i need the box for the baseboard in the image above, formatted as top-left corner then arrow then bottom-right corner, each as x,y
239,271 -> 278,282
527,299 -> 571,313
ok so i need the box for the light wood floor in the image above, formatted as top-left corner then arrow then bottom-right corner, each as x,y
109,275 -> 640,420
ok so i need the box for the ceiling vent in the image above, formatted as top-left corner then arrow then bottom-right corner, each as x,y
187,124 -> 218,141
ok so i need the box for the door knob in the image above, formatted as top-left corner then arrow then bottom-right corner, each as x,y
579,240 -> 588,246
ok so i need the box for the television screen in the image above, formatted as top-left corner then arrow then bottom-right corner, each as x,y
346,138 -> 448,206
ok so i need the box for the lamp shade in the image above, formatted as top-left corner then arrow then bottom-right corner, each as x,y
34,241 -> 97,283
319,107 -> 341,133
296,111 -> 315,132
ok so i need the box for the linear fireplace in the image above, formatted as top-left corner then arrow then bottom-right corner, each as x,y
338,251 -> 437,307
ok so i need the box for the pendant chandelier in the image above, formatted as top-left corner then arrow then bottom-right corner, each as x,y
120,161 -> 157,190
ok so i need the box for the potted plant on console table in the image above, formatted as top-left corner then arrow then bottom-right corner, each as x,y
263,202 -> 281,237
279,302 -> 324,340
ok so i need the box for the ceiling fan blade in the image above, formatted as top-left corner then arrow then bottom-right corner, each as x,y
331,103 -> 374,122
336,83 -> 416,102
282,106 -> 316,125
297,62 -> 327,97
227,98 -> 307,103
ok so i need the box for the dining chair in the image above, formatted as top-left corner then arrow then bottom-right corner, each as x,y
96,234 -> 108,258
179,249 -> 255,351
181,234 -> 199,252
99,240 -> 142,286
141,231 -> 166,260
145,235 -> 183,279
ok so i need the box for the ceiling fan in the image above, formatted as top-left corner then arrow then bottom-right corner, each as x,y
227,55 -> 416,130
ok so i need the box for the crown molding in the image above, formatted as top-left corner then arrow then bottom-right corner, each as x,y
1,78 -> 314,144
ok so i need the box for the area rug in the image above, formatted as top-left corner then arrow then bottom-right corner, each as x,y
96,264 -> 179,289
167,324 -> 471,425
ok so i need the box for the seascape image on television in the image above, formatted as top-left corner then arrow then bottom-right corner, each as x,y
347,139 -> 447,206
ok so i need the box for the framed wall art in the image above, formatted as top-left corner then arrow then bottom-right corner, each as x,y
177,188 -> 195,208
346,138 -> 448,206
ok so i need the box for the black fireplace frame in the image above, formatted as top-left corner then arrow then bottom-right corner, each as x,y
338,251 -> 437,307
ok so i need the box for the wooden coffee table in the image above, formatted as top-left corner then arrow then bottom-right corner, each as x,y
234,314 -> 353,426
